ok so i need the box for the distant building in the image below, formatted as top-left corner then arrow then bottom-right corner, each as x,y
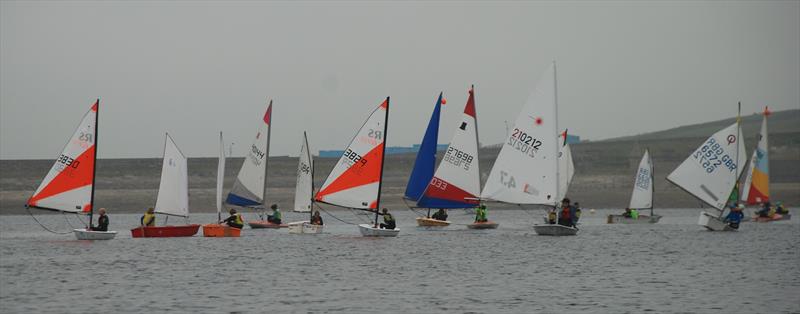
318,144 -> 449,158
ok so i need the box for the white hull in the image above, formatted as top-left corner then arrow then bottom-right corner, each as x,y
532,224 -> 578,236
357,224 -> 400,237
73,228 -> 117,240
287,221 -> 323,234
698,211 -> 736,231
607,214 -> 662,224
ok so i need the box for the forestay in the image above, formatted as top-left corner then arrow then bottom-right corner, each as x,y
404,93 -> 443,202
417,88 -> 480,208
154,134 -> 189,217
293,132 -> 313,212
27,100 -> 98,213
226,102 -> 272,207
481,63 -> 559,205
742,111 -> 770,205
629,149 -> 653,209
667,122 -> 746,211
216,132 -> 226,216
315,99 -> 388,209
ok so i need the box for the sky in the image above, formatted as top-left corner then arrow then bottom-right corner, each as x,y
1,0 -> 798,159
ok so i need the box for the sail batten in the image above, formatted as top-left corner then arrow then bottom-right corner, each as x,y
417,88 -> 480,209
226,101 -> 272,207
27,100 -> 98,214
666,122 -> 746,211
315,99 -> 389,209
293,132 -> 314,212
481,63 -> 559,205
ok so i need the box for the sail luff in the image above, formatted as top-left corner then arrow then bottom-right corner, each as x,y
216,132 -> 225,220
89,99 -> 99,222
553,61 -> 560,208
263,100 -> 272,209
375,96 -> 390,226
306,131 -> 313,221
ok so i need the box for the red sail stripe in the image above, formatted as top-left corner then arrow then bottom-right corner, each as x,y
27,145 -> 95,207
463,87 -> 476,118
423,177 -> 479,204
264,103 -> 272,125
315,143 -> 384,201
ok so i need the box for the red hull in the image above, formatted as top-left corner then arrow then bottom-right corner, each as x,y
249,220 -> 288,228
131,224 -> 201,238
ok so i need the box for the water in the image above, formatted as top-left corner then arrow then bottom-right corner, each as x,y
1,208 -> 798,313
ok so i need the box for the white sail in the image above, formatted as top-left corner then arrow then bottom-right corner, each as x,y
481,63 -> 559,205
27,100 -> 98,214
739,149 -> 756,202
154,133 -> 189,217
557,142 -> 575,200
629,149 -> 653,209
293,132 -> 313,212
416,87 -> 481,208
226,102 -> 272,207
315,98 -> 388,209
667,122 -> 746,211
216,132 -> 226,215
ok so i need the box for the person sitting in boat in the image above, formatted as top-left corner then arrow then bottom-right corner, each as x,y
756,202 -> 771,218
431,208 -> 448,221
222,208 -> 244,229
475,204 -> 488,223
724,204 -> 745,229
267,204 -> 282,224
558,199 -> 576,227
310,211 -> 323,225
775,201 -> 788,215
141,207 -> 156,227
547,210 -> 557,224
89,208 -> 109,231
630,208 -> 640,220
379,208 -> 396,230
574,202 -> 582,223
622,208 -> 633,218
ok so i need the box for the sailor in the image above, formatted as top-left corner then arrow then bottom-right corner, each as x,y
475,204 -> 488,223
310,210 -> 324,225
756,202 -> 771,218
724,204 -> 745,229
222,208 -> 244,229
775,201 -> 788,215
431,208 -> 448,221
379,208 -> 396,229
267,204 -> 282,224
141,207 -> 156,226
90,208 -> 110,232
558,198 -> 576,227
630,208 -> 640,220
547,210 -> 557,224
622,208 -> 633,218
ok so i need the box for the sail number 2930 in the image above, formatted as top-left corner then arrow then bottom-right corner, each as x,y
509,128 -> 543,158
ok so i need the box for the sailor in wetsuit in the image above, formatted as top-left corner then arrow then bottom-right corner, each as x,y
90,208 -> 110,231
221,208 -> 244,229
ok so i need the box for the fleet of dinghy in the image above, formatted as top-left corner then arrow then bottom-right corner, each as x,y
314,98 -> 396,237
131,133 -> 200,237
26,100 -> 117,240
667,105 -> 747,231
607,149 -> 662,224
287,132 -> 323,234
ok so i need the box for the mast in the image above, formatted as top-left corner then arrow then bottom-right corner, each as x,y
471,85 -> 481,190
263,100 -> 272,209
648,148 -> 654,217
89,98 -> 99,227
722,102 -> 742,218
305,131 -> 313,221
553,61 -> 560,210
219,131 -> 223,222
374,96 -> 390,226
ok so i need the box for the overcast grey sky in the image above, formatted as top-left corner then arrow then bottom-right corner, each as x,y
1,0 -> 798,159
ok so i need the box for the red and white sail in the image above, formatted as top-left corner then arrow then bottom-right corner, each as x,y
315,99 -> 388,209
154,133 -> 189,217
27,100 -> 98,213
481,63 -> 559,205
226,101 -> 272,207
416,87 -> 481,208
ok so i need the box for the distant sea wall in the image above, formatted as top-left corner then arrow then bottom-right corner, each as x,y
2,132 -> 797,215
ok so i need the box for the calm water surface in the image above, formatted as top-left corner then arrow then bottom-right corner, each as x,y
1,208 -> 798,313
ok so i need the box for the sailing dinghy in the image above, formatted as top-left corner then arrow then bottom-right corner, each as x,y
287,132 -> 323,234
202,132 -> 242,237
667,105 -> 747,231
740,107 -> 789,222
481,62 -> 576,236
26,99 -> 117,240
314,98 -> 397,237
415,88 -> 490,229
607,149 -> 662,224
131,134 -> 200,237
405,93 -> 451,227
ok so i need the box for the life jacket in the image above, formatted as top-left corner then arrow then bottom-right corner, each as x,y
142,213 -> 156,226
631,209 -> 639,219
384,213 -> 395,223
233,213 -> 244,225
273,210 -> 282,220
560,207 -> 571,219
548,211 -> 557,221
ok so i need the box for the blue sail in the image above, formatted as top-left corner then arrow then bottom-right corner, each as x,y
403,93 -> 443,201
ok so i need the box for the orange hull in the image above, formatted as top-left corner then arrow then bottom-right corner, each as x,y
202,224 -> 242,237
